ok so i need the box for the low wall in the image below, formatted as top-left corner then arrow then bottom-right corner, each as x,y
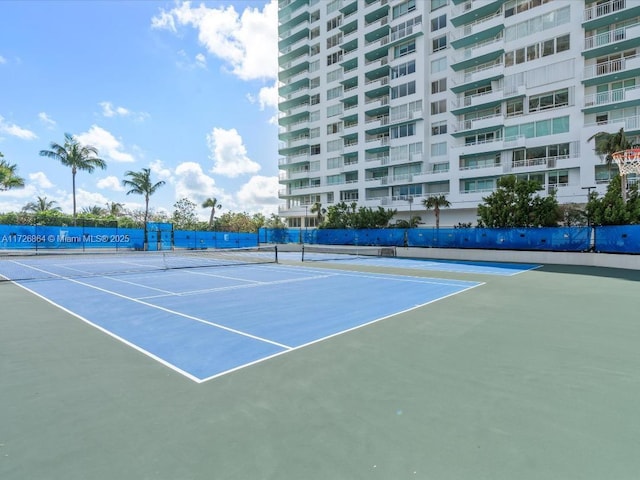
398,247 -> 640,271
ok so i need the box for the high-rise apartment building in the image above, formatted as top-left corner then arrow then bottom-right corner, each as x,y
277,0 -> 640,228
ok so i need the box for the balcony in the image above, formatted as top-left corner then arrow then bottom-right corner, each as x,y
451,36 -> 504,72
583,23 -> 640,59
450,60 -> 504,93
583,84 -> 640,113
583,0 -> 640,30
450,0 -> 504,28
452,113 -> 504,137
450,12 -> 504,50
583,54 -> 640,86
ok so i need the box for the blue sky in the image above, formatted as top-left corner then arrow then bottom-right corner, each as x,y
0,0 -> 280,220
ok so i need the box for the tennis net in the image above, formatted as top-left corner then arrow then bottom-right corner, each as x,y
301,244 -> 396,262
0,245 -> 278,282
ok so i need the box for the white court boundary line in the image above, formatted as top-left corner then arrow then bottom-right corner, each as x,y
8,261 -> 485,383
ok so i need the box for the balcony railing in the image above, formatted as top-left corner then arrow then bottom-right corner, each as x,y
584,0 -> 626,22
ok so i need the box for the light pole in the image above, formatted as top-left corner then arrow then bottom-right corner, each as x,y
304,204 -> 308,242
581,186 -> 595,228
408,195 -> 413,225
582,186 -> 596,251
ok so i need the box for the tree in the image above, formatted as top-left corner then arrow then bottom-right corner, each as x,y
105,201 -> 124,217
22,196 -> 61,213
310,202 -> 326,226
202,197 -> 222,229
422,194 -> 451,229
122,168 -> 166,226
172,198 -> 198,230
82,205 -> 106,216
588,127 -> 633,202
477,175 -> 560,227
39,133 -> 106,222
0,153 -> 25,191
587,175 -> 640,225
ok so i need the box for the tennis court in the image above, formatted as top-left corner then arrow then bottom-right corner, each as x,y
2,248 -> 640,480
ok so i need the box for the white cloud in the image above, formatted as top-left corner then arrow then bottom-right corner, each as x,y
28,171 -> 54,189
150,9 -> 177,32
173,161 -> 222,204
96,175 -> 124,191
247,83 -> 279,124
76,125 -> 135,163
99,101 -> 149,121
195,52 -> 207,68
74,189 -> 111,211
151,0 -> 278,81
236,175 -> 280,215
0,115 -> 37,140
149,159 -> 173,182
38,112 -> 56,129
207,127 -> 260,178
0,55 -> 6,64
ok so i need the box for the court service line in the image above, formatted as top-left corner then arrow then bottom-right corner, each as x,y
137,273 -> 338,300
10,261 -> 293,350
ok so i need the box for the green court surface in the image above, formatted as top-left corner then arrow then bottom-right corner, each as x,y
2,260 -> 640,480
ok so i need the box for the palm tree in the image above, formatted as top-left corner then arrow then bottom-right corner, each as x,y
23,196 -> 61,213
82,205 -> 106,216
202,197 -> 222,228
422,194 -> 451,229
39,133 -> 106,222
105,201 -> 124,217
588,127 -> 633,201
122,168 -> 166,226
310,201 -> 326,225
588,127 -> 632,169
0,153 -> 25,191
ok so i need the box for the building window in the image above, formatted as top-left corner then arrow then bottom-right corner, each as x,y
432,35 -> 447,53
431,120 -> 447,135
430,99 -> 446,115
394,40 -> 416,58
431,14 -> 446,32
431,56 -> 447,74
393,0 -> 416,19
340,189 -> 359,201
505,34 -> 570,67
431,141 -> 447,157
310,93 -> 320,105
327,32 -> 343,49
327,122 -> 342,135
391,81 -> 416,99
327,15 -> 342,31
431,78 -> 446,94
310,144 -> 321,155
390,122 -> 416,139
391,60 -> 416,79
327,51 -> 343,66
327,85 -> 343,100
529,88 -> 569,112
506,98 -> 524,117
431,0 -> 447,11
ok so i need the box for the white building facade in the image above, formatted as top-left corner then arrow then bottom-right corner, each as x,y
277,0 -> 640,227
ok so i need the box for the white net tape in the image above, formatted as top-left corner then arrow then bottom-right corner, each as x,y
612,149 -> 640,176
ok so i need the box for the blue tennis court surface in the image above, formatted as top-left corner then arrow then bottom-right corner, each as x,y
280,251 -> 539,276
13,262 -> 482,382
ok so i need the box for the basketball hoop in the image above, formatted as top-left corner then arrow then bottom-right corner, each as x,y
611,149 -> 640,203
611,148 -> 640,176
